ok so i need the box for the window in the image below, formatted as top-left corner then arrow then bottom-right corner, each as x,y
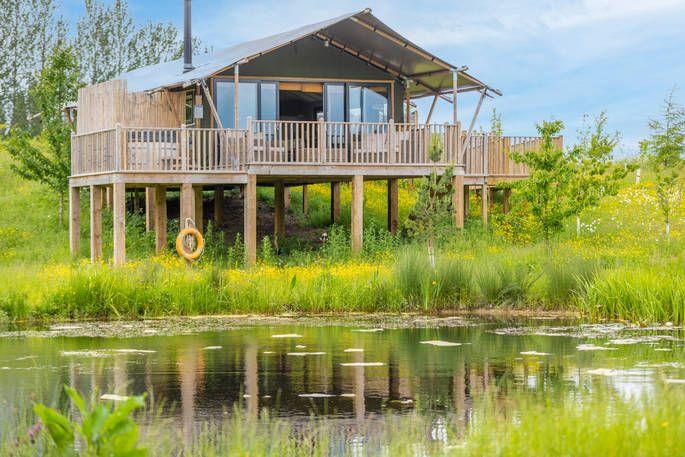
185,91 -> 194,125
214,80 -> 277,128
324,84 -> 345,122
260,82 -> 278,121
363,85 -> 389,123
323,83 -> 390,123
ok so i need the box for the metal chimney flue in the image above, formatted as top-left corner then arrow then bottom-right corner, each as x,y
183,0 -> 193,72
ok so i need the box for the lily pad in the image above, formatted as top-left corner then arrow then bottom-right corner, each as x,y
520,351 -> 551,356
420,340 -> 461,347
587,368 -> 620,376
576,344 -> 617,351
340,362 -> 384,367
287,352 -> 326,356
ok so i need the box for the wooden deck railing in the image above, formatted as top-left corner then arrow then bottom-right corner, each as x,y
462,134 -> 563,177
70,121 -> 561,179
251,120 -> 459,165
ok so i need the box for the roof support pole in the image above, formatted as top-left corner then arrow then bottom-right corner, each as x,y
234,64 -> 240,128
201,79 -> 223,129
452,69 -> 458,126
425,94 -> 439,124
463,89 -> 487,156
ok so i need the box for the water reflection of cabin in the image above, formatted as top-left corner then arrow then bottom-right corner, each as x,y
69,7 -> 561,265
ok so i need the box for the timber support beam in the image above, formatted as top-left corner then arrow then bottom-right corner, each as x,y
274,181 -> 286,244
214,186 -> 224,225
90,185 -> 103,262
194,186 -> 203,233
387,178 -> 398,234
244,174 -> 257,266
154,185 -> 167,254
481,184 -> 488,227
331,182 -> 341,224
112,182 -> 126,266
69,186 -> 80,257
351,175 -> 364,254
452,174 -> 465,229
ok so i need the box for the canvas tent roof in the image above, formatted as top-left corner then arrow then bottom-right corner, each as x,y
117,8 -> 500,98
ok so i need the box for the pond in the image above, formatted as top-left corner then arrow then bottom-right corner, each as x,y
1,316 -> 683,444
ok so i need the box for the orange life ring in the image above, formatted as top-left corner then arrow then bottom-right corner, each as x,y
175,227 -> 204,261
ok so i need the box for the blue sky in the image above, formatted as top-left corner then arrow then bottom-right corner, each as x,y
62,0 -> 685,156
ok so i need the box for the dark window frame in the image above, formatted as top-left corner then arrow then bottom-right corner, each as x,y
212,78 -> 280,128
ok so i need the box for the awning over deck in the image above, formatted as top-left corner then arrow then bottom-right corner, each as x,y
117,8 -> 499,98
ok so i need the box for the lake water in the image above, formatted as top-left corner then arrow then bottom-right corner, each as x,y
1,316 -> 683,441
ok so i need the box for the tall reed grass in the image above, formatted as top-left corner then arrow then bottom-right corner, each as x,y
579,266 -> 685,323
4,388 -> 685,456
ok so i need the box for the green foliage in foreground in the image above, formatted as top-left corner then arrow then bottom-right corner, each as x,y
6,388 -> 685,456
34,386 -> 147,457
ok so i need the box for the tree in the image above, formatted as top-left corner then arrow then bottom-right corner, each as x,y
490,108 -> 503,137
75,0 -> 203,84
4,45 -> 80,225
640,90 -> 685,240
511,120 -> 574,246
568,111 -> 627,236
406,134 -> 454,267
0,0 -> 65,130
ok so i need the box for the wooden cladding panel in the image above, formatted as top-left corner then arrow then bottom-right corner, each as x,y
77,80 -> 183,135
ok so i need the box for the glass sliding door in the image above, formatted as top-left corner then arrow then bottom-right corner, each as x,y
214,80 -> 278,129
362,85 -> 389,123
323,83 -> 390,123
259,82 -> 278,121
324,84 -> 345,122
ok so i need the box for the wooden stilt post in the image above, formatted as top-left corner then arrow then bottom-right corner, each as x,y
90,185 -> 103,262
105,186 -> 113,209
351,175 -> 364,254
481,183 -> 488,227
214,186 -> 224,225
145,187 -> 155,232
133,189 -> 141,214
69,186 -> 80,257
387,178 -> 398,234
489,187 -> 495,210
244,174 -> 257,266
464,185 -> 470,218
302,185 -> 309,216
330,182 -> 341,224
112,182 -> 126,266
154,186 -> 167,254
452,174 -> 465,229
274,181 -> 285,243
284,187 -> 291,210
180,183 -> 195,229
503,188 -> 511,214
194,186 -> 203,233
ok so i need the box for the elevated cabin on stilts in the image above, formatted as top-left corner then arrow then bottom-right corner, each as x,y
69,5 -> 562,265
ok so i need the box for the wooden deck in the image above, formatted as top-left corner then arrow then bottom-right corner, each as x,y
70,120 -> 560,186
68,119 -> 561,266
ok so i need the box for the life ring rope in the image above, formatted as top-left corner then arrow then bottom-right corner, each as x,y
176,218 -> 204,261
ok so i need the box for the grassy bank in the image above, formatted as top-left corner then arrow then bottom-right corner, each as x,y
3,388 -> 685,456
1,144 -> 685,324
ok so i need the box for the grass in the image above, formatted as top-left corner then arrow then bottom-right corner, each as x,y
3,387 -> 685,456
1,142 -> 685,324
